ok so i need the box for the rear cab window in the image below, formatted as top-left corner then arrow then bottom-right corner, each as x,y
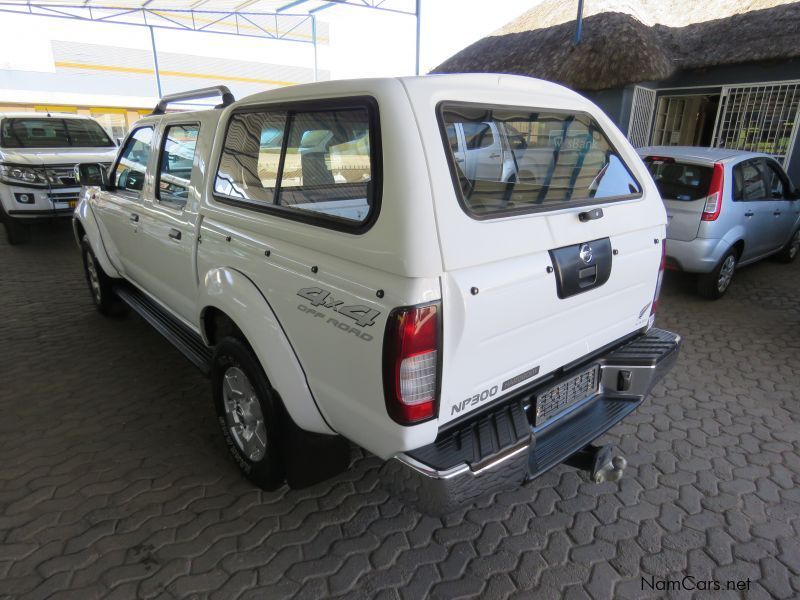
156,123 -> 200,209
439,103 -> 642,219
644,158 -> 713,201
213,97 -> 380,232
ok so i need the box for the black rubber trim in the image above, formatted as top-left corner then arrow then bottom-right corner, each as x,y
528,397 -> 639,478
604,328 -> 679,367
114,283 -> 212,375
406,401 -> 529,471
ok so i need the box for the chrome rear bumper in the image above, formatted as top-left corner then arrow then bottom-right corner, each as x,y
380,328 -> 681,515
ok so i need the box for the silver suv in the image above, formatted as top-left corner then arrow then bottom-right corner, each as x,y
639,146 -> 800,298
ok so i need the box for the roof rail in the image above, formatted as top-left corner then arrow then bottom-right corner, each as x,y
151,85 -> 235,115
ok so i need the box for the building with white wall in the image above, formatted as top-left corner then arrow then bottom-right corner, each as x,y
0,13 -> 329,137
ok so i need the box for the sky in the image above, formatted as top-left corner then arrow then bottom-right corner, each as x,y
320,0 -> 533,77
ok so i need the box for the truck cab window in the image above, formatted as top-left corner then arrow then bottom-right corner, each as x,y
276,108 -> 372,223
440,104 -> 641,217
114,126 -> 153,193
214,102 -> 377,228
157,124 -> 200,208
215,111 -> 287,204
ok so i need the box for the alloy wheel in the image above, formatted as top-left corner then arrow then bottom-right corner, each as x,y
789,231 -> 800,259
222,366 -> 267,461
717,255 -> 736,293
85,252 -> 102,303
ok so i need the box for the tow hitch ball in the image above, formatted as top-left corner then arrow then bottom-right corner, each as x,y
564,444 -> 627,483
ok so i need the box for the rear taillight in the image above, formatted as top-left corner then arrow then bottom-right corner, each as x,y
650,239 -> 667,321
383,302 -> 441,425
701,163 -> 725,221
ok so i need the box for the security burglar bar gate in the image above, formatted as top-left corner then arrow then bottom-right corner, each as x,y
627,86 -> 656,148
711,82 -> 800,166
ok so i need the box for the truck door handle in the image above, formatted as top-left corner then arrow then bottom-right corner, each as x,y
168,228 -> 182,241
579,208 -> 604,222
489,152 -> 501,159
744,211 -> 754,217
774,210 -> 782,216
129,212 -> 139,223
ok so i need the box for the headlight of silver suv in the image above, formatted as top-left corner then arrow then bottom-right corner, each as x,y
0,164 -> 54,187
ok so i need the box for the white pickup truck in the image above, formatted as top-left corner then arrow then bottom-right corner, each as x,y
0,112 -> 117,244
73,77 -> 680,514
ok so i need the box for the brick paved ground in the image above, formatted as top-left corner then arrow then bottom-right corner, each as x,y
1,222 -> 799,599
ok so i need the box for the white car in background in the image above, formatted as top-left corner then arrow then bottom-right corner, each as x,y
0,113 -> 117,244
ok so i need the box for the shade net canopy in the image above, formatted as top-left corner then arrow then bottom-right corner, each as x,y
0,0 -> 417,43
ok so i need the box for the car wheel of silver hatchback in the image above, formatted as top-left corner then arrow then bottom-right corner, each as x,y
788,230 -> 800,259
717,254 -> 736,293
222,366 -> 268,462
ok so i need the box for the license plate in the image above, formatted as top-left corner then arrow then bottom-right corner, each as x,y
54,201 -> 78,210
534,365 -> 599,427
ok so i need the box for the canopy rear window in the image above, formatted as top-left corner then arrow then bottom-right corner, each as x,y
0,118 -> 114,148
644,158 -> 713,201
439,104 -> 642,219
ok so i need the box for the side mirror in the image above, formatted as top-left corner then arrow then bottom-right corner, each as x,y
74,163 -> 110,190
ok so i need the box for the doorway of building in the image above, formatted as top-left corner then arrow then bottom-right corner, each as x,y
652,94 -> 721,147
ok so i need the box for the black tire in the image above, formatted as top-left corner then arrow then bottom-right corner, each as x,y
697,248 -> 738,299
80,235 -> 126,316
3,219 -> 31,245
212,336 -> 284,490
775,228 -> 800,263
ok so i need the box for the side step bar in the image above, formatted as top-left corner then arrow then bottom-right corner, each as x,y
114,284 -> 212,375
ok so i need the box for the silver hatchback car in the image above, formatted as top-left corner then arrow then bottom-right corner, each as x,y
639,146 -> 800,298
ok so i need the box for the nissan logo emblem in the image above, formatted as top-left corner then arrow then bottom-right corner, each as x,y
579,243 -> 593,264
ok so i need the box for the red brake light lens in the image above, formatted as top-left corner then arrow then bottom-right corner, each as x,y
701,163 -> 725,221
645,155 -> 675,164
383,302 -> 441,425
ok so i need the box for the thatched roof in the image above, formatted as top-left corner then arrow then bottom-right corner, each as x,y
432,0 -> 800,91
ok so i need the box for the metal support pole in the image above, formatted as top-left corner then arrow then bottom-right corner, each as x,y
149,26 -> 163,98
312,15 -> 318,82
574,0 -> 584,45
414,0 -> 421,75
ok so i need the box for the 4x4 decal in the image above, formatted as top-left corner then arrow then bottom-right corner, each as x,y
297,287 -> 380,328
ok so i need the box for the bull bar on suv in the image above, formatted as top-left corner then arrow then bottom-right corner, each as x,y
380,328 -> 681,515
